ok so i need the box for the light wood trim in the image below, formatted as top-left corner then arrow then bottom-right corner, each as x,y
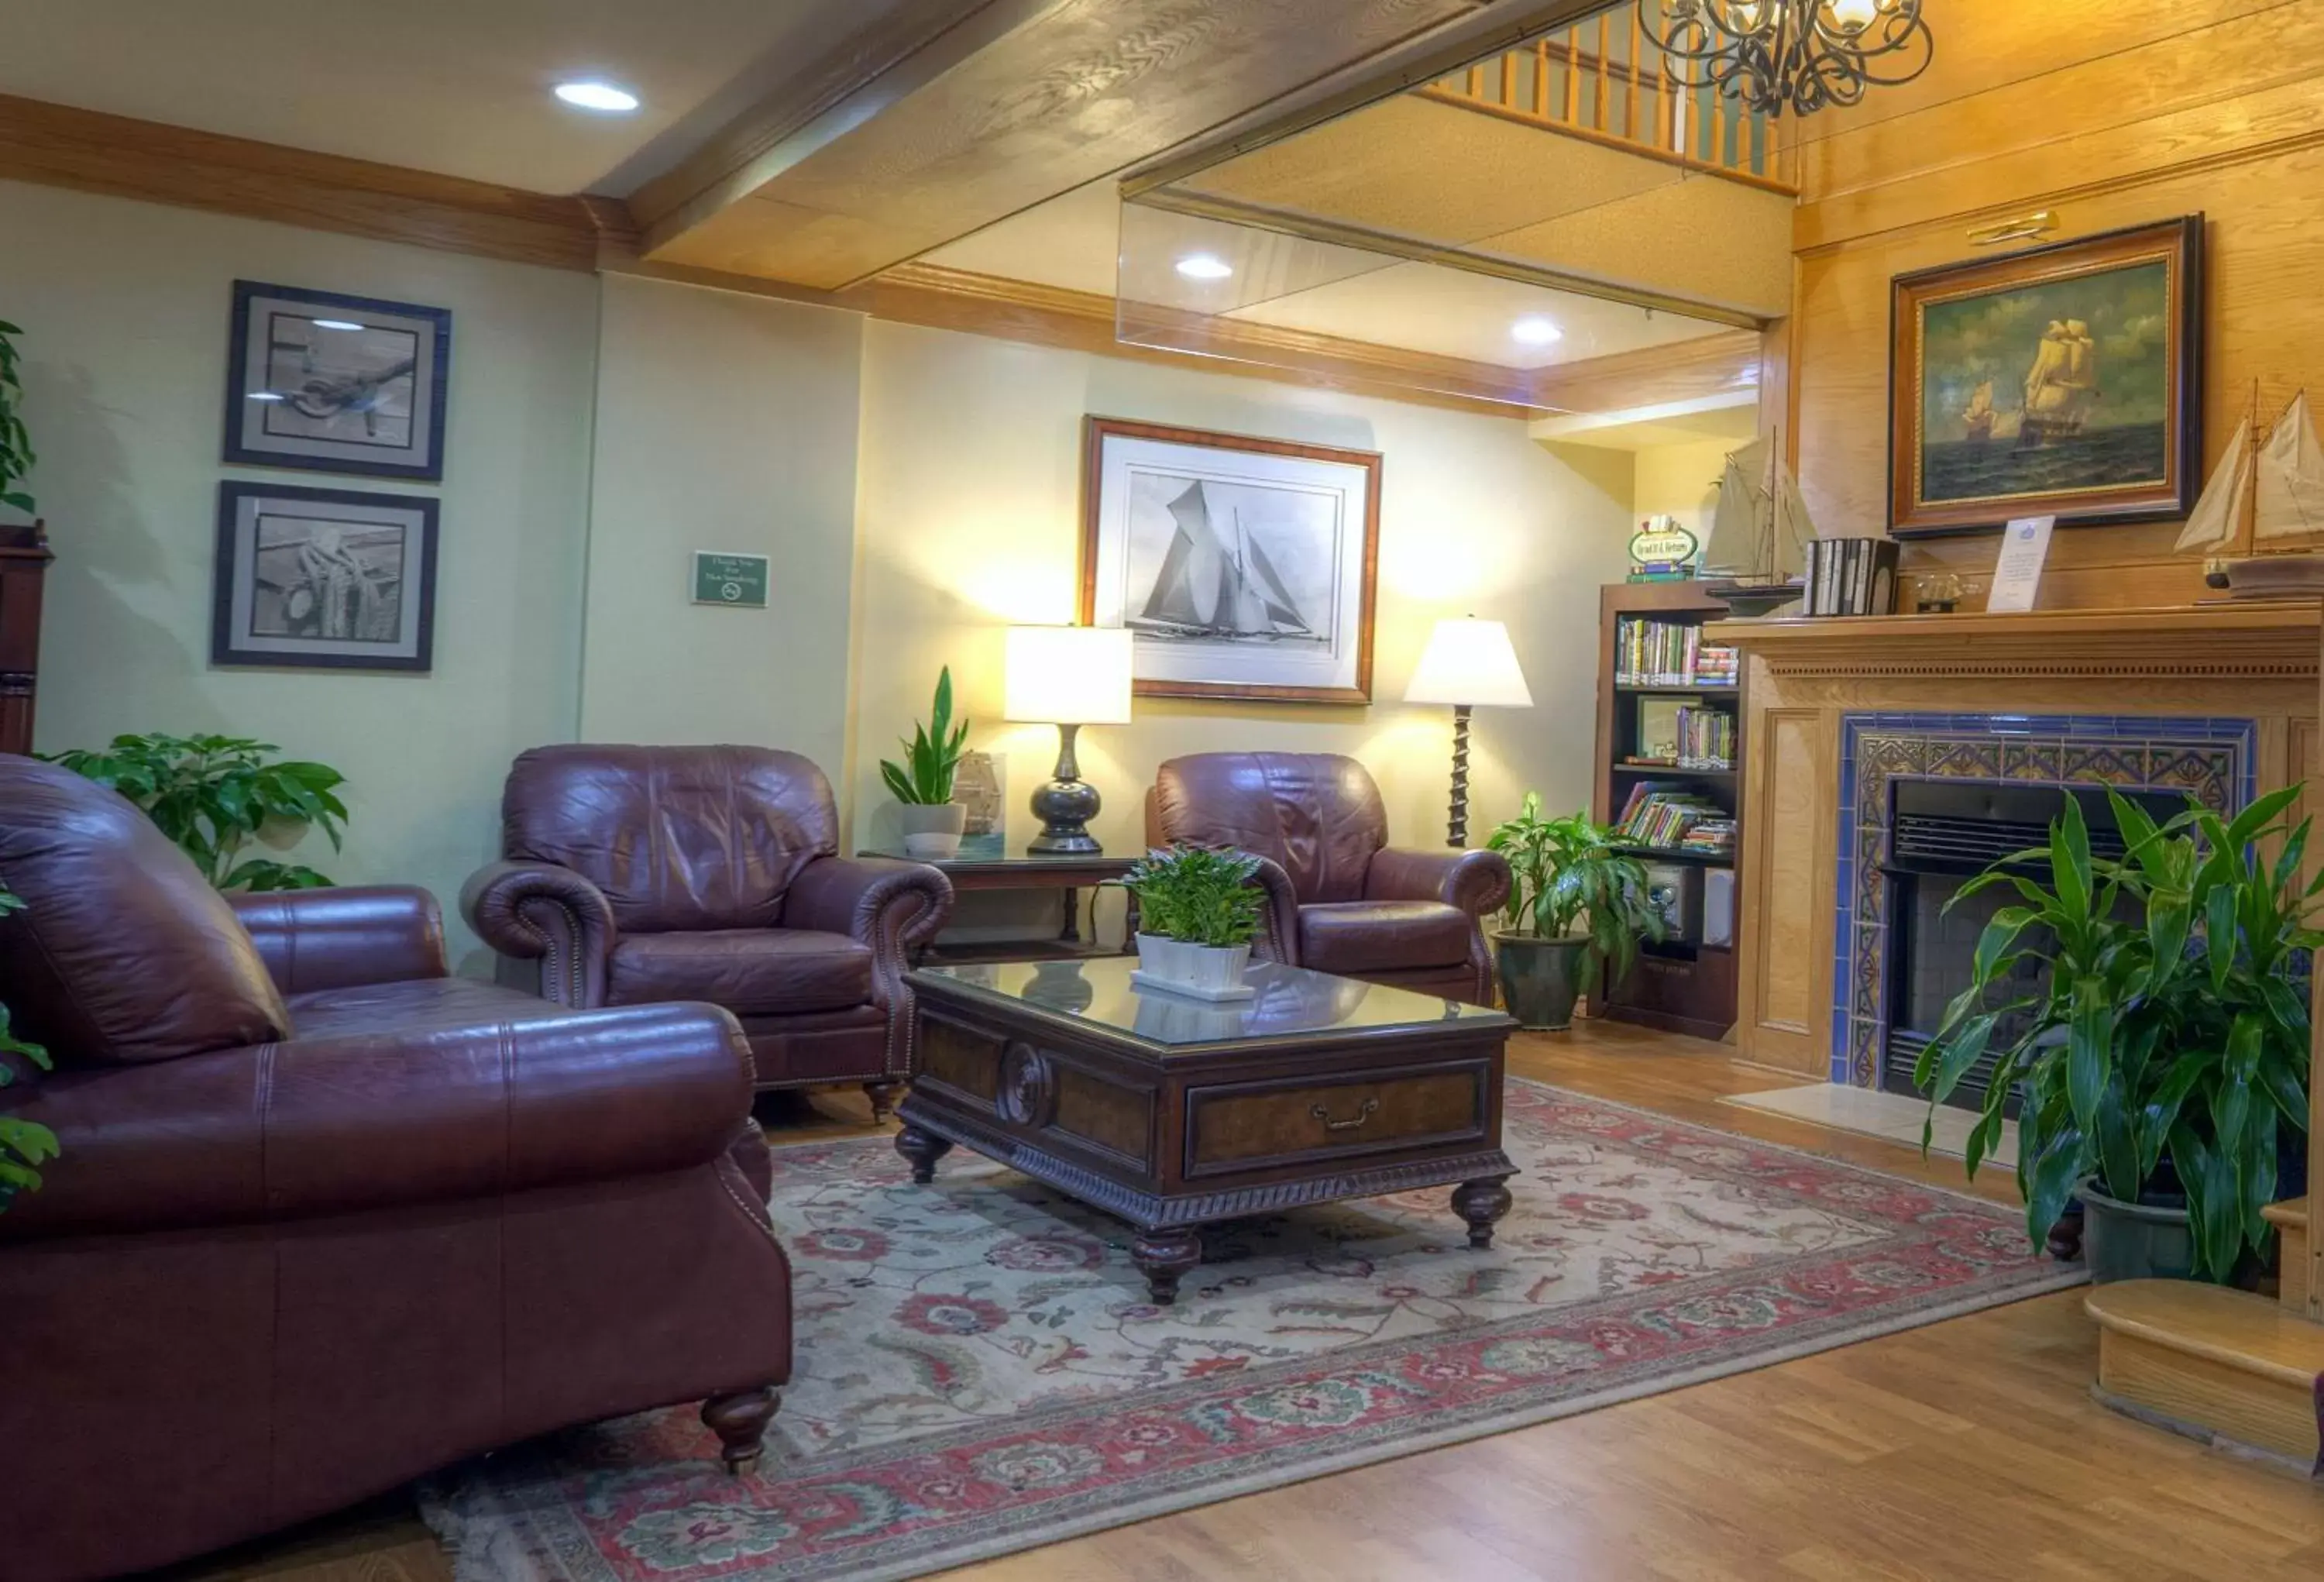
1528,327 -> 1762,414
0,92 -> 610,271
1708,603 -> 2324,681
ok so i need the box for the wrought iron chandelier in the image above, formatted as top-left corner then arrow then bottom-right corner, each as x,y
1641,0 -> 1933,118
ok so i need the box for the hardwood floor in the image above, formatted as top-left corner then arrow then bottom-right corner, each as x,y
172,1021 -> 2324,1582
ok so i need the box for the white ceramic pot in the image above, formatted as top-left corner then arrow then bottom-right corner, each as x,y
1133,934 -> 1254,1001
896,802 -> 966,859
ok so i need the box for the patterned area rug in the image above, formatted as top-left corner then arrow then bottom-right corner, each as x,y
424,1081 -> 2081,1581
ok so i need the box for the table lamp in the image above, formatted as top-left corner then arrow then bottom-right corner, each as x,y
1403,617 -> 1532,848
1004,624 -> 1134,855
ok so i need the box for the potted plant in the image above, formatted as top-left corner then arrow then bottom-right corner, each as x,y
0,318 -> 36,535
48,734 -> 349,890
1919,786 -> 2315,1285
1122,845 -> 1267,1002
0,885 -> 57,1214
880,667 -> 970,859
1485,793 -> 1664,1030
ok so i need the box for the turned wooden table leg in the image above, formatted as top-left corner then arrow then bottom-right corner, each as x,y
863,1080 -> 901,1124
1452,1176 -> 1514,1250
1132,1226 -> 1202,1305
894,1124 -> 953,1184
700,1386 -> 779,1475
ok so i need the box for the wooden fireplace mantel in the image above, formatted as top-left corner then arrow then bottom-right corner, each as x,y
1707,600 -> 2324,683
1710,599 -> 2324,1087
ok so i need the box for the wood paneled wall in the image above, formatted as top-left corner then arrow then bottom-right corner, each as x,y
1787,0 -> 2324,609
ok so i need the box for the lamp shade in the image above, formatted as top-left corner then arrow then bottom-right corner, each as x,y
1403,617 -> 1532,707
1003,625 -> 1134,724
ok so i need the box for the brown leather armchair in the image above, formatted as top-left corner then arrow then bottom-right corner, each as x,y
463,745 -> 953,1119
1147,751 -> 1511,1005
0,758 -> 792,1582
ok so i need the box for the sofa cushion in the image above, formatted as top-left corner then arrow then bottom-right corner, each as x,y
1151,752 -> 1387,903
0,758 -> 290,1065
608,929 -> 873,1016
1297,900 -> 1473,975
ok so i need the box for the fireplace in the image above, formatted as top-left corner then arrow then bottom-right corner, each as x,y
1832,710 -> 2258,1094
1879,779 -> 2181,1110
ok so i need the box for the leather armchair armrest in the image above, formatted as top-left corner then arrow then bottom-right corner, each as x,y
784,855 -> 953,995
1246,854 -> 1302,965
1363,846 -> 1513,918
230,886 -> 447,996
461,860 -> 617,1007
0,1002 -> 754,1242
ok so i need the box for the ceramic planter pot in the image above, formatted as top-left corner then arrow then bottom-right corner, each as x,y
1494,931 -> 1593,1030
2076,1177 -> 2195,1284
1132,934 -> 1253,1002
896,801 -> 966,859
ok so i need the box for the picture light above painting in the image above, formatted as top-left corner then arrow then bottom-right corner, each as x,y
224,280 -> 452,483
1886,215 -> 2202,538
1078,416 -> 1381,705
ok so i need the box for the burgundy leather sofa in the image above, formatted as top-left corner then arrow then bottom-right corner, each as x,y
1147,751 -> 1511,1005
0,758 -> 792,1582
462,745 -> 953,1118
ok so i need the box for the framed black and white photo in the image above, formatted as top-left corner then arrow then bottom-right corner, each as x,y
224,280 -> 451,480
1078,418 -> 1380,703
211,482 -> 438,671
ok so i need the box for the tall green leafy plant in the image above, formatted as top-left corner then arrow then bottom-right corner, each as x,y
0,886 -> 57,1213
1486,793 -> 1665,984
1123,846 -> 1267,948
1919,786 -> 2317,1283
878,667 -> 969,805
0,318 -> 33,518
50,734 -> 349,892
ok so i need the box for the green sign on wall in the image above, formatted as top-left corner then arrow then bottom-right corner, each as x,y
692,551 -> 770,608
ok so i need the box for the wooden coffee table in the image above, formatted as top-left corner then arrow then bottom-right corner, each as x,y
896,956 -> 1517,1304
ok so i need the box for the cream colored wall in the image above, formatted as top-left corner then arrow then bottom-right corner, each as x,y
1632,437 -> 1731,552
579,275 -> 863,772
1,179 -> 597,969
848,319 -> 1635,870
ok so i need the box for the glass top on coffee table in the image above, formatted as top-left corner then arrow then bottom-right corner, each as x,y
910,956 -> 1509,1048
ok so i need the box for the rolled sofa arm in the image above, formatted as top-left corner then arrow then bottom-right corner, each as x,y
1364,846 -> 1513,919
1245,854 -> 1303,965
231,886 -> 448,996
0,1001 -> 755,1243
783,855 -> 954,997
462,860 -> 617,1007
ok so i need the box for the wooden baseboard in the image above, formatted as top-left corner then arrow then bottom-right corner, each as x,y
2264,1201 -> 2312,1315
2087,1280 -> 2324,1471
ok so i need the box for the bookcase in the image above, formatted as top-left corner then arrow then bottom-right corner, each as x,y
1590,581 -> 1742,1040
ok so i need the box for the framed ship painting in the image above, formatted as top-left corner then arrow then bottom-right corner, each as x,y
1887,215 -> 2202,537
1078,418 -> 1380,703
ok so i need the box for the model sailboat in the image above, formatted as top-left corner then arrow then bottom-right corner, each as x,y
1703,433 -> 1815,616
2175,385 -> 2324,598
1129,480 -> 1315,641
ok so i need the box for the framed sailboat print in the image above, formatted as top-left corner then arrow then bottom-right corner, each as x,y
1886,215 -> 2202,537
1078,418 -> 1381,703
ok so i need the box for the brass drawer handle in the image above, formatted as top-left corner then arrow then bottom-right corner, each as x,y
1310,1098 -> 1379,1133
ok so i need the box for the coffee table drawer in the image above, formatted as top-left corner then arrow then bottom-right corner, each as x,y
1184,1061 -> 1490,1177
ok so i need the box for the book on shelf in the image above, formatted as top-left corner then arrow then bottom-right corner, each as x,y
1613,782 -> 1735,858
1613,616 -> 1740,687
1803,537 -> 1900,617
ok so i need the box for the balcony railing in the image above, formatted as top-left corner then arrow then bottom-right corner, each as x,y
1417,2 -> 1798,194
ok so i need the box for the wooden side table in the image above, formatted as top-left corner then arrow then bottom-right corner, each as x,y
856,849 -> 1137,965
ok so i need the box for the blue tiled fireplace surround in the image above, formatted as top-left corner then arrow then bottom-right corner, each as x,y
1832,711 -> 2258,1087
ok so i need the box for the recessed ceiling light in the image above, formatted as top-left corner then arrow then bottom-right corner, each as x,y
554,80 -> 640,114
1511,315 -> 1563,346
247,392 -> 285,402
1174,253 -> 1234,280
311,318 -> 364,332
